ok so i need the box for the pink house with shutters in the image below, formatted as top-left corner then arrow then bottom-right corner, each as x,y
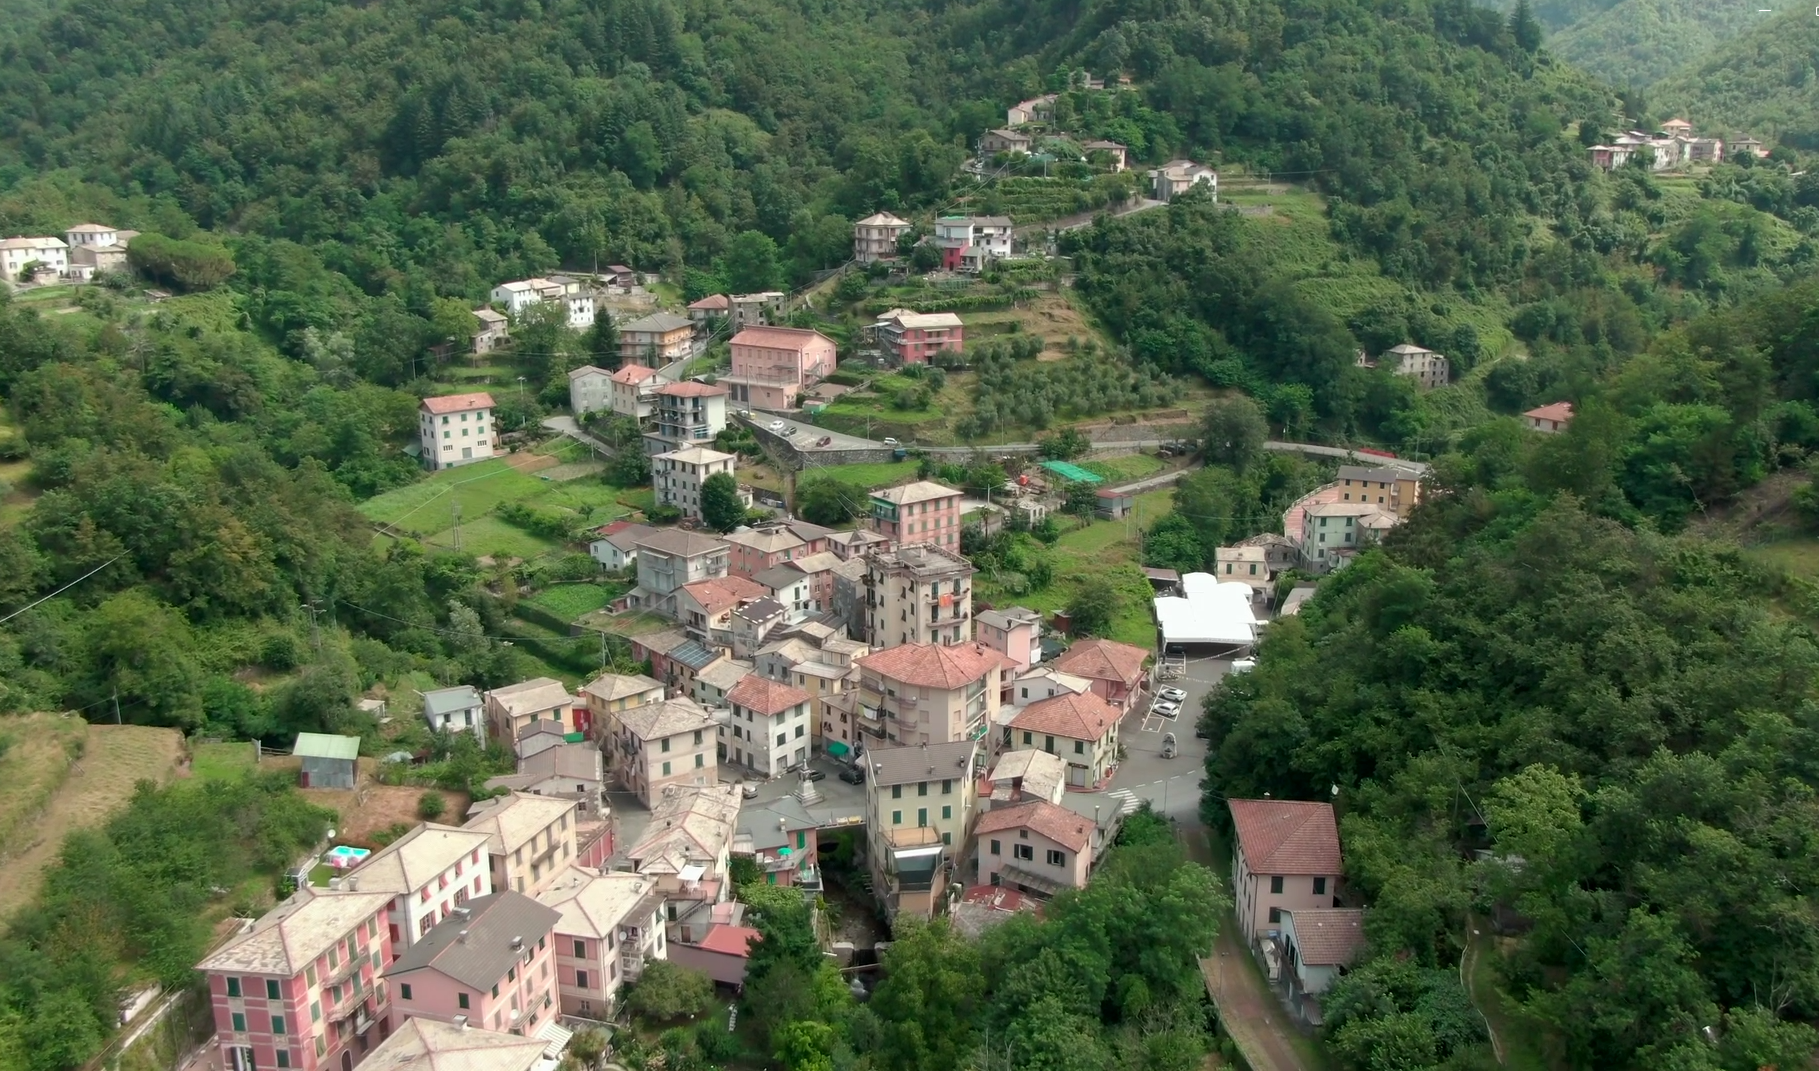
726,327 -> 836,410
199,889 -> 395,1071
384,891 -> 562,1038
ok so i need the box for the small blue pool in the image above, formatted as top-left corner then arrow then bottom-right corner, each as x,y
325,845 -> 370,870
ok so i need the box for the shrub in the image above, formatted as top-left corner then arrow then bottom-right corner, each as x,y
416,791 -> 447,821
625,961 -> 716,1021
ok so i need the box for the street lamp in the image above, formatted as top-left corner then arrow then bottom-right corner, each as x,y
515,376 -> 527,429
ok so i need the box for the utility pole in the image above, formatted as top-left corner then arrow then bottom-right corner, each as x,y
111,688 -> 121,725
451,500 -> 463,553
304,600 -> 323,654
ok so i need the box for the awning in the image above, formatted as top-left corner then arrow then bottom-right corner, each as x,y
825,741 -> 850,757
999,863 -> 1063,896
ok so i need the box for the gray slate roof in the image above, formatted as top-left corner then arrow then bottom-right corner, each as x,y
866,739 -> 978,787
622,312 -> 694,333
384,892 -> 561,990
423,686 -> 482,718
670,639 -> 721,671
733,597 -> 787,623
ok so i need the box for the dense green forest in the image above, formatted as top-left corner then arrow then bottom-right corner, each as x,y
1546,0 -> 1768,87
1652,9 -> 1819,146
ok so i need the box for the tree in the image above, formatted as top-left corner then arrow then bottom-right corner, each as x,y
624,961 -> 715,1021
794,474 -> 858,526
1038,427 -> 1089,460
721,230 -> 785,294
700,471 -> 745,532
125,234 -> 236,291
1508,0 -> 1542,53
1064,480 -> 1099,516
1066,578 -> 1119,637
1199,396 -> 1268,472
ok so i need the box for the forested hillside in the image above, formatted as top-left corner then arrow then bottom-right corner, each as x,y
1652,9 -> 1819,145
1547,0 -> 1766,86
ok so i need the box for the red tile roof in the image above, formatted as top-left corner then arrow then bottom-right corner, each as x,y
729,326 -> 834,351
726,674 -> 811,716
688,294 -> 731,310
1228,799 -> 1342,876
1523,402 -> 1574,423
612,365 -> 658,384
679,575 -> 767,616
1286,908 -> 1365,966
696,924 -> 759,957
974,799 -> 1092,852
859,642 -> 1000,690
1009,692 -> 1118,740
1054,638 -> 1149,686
421,392 -> 495,415
656,380 -> 728,397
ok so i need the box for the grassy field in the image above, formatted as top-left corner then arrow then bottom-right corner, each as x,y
0,720 -> 185,917
1745,537 -> 1819,581
423,515 -> 559,559
191,741 -> 258,782
524,583 -> 622,619
1081,454 -> 1165,483
360,457 -> 550,531
974,500 -> 1170,649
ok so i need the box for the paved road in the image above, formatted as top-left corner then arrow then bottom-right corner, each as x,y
542,415 -> 618,456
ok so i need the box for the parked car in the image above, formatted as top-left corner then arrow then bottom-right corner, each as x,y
768,419 -> 786,431
739,781 -> 759,799
838,765 -> 866,785
882,437 -> 900,446
786,426 -> 799,435
1158,687 -> 1187,703
1230,658 -> 1257,674
1152,700 -> 1180,718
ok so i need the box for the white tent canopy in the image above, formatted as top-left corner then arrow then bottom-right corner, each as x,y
1155,573 -> 1259,648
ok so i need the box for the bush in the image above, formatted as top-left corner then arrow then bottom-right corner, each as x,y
417,791 -> 447,821
126,232 -> 237,291
625,961 -> 717,1021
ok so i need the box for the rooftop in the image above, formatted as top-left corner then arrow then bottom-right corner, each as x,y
198,889 -> 392,975
346,823 -> 491,896
733,597 -> 788,624
655,380 -> 729,398
680,574 -> 768,616
384,891 -> 563,990
581,672 -> 664,704
422,392 -> 496,415
866,543 -> 975,579
634,530 -> 728,558
724,527 -> 808,554
612,364 -> 661,385
695,657 -> 753,692
505,742 -> 600,784
655,446 -> 737,468
487,678 -> 574,717
626,784 -> 743,874
1053,638 -> 1149,685
866,739 -> 978,787
855,212 -> 911,227
566,364 -> 613,380
600,522 -> 659,552
1009,692 -> 1119,741
877,310 -> 965,330
1305,501 -> 1394,519
422,686 -> 483,718
753,563 -> 809,591
872,481 -> 963,507
860,642 -> 999,690
535,866 -> 657,940
616,697 -> 718,740
696,925 -> 760,957
462,793 -> 578,855
726,674 -> 811,716
688,294 -> 732,310
621,312 -> 694,333
975,799 -> 1092,853
1229,799 -> 1343,876
987,749 -> 1067,801
1287,908 -> 1367,966
361,1017 -> 546,1071
729,326 -> 834,351
292,733 -> 359,761
1335,464 -> 1418,484
1524,401 -> 1575,423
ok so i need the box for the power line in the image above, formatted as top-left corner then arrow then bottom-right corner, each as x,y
0,554 -> 127,625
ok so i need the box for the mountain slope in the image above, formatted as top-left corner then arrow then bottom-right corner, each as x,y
1651,7 -> 1819,143
1549,0 -> 1769,85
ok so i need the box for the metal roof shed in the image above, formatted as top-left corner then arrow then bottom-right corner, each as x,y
1038,460 -> 1102,483
293,733 -> 360,789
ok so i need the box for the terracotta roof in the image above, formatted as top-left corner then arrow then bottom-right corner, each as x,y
198,889 -> 392,974
1287,908 -> 1366,966
726,674 -> 810,716
612,364 -> 660,384
729,326 -> 834,351
680,575 -> 768,616
688,294 -> 732,310
696,924 -> 760,957
66,223 -> 114,234
1523,402 -> 1575,423
975,800 -> 1092,853
1009,692 -> 1118,740
421,392 -> 496,415
656,380 -> 728,398
1228,799 -> 1342,876
1053,638 -> 1149,686
859,642 -> 999,690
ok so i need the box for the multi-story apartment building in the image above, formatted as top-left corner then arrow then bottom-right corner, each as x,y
975,799 -> 1097,897
724,675 -> 813,776
418,393 -> 496,471
725,327 -> 836,410
610,364 -> 665,420
1362,343 -> 1448,390
869,481 -> 965,550
933,216 -> 1014,273
1148,160 -> 1217,202
624,784 -> 742,898
484,678 -> 579,749
471,309 -> 509,355
579,672 -> 666,726
362,1018 -> 545,1071
347,823 -> 494,952
974,607 -> 1042,675
1298,501 -> 1396,573
618,312 -> 695,366
863,544 -> 975,648
488,278 -> 594,328
648,381 -> 729,452
198,889 -> 394,1071
602,697 -> 719,806
653,446 -> 737,520
675,575 -> 767,647
723,526 -> 807,580
567,365 -> 614,416
853,642 -> 1001,747
461,793 -> 581,898
874,310 -> 964,365
754,630 -> 868,756
383,892 -> 562,1037
1333,464 -> 1423,516
537,867 -> 667,1018
632,530 -> 730,618
1228,798 -> 1344,949
1005,692 -> 1120,789
852,212 -> 911,263
863,739 -> 981,920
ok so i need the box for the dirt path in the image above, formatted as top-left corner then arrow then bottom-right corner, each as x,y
0,723 -> 185,917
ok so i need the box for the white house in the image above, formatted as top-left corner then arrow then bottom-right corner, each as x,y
653,446 -> 738,520
64,223 -> 118,249
724,675 -> 813,778
349,823 -> 496,950
489,278 -> 595,329
421,685 -> 486,745
1149,160 -> 1217,202
0,236 -> 68,278
569,365 -> 615,416
419,392 -> 497,470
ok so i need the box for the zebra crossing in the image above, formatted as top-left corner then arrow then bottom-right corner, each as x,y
1106,788 -> 1143,816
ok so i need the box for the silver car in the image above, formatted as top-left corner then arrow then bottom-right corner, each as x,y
1158,687 -> 1187,704
1152,700 -> 1181,718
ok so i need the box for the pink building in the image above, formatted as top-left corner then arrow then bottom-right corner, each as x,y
384,891 -> 562,1037
725,327 -> 836,410
341,823 -> 493,954
974,799 -> 1095,897
875,309 -> 964,365
1052,638 -> 1149,713
1228,798 -> 1344,949
974,607 -> 1042,675
723,526 -> 807,580
198,889 -> 395,1071
868,481 -> 964,549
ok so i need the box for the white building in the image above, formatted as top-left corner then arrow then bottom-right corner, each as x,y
346,822 -> 496,949
1149,160 -> 1217,202
421,685 -> 486,745
419,392 -> 497,470
0,236 -> 68,277
568,365 -> 615,416
724,675 -> 813,777
611,364 -> 666,420
489,277 -> 595,329
933,216 -> 1014,273
853,212 -> 912,264
653,446 -> 738,520
64,223 -> 118,249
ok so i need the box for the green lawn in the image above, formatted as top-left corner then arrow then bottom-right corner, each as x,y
421,515 -> 558,559
975,514 -> 1159,648
360,459 -> 547,531
524,583 -> 622,619
191,741 -> 257,782
803,460 -> 921,491
1081,454 -> 1164,483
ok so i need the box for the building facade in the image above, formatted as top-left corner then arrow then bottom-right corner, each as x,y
974,799 -> 1095,897
863,739 -> 981,920
618,313 -> 695,366
602,697 -> 719,807
567,366 -> 614,416
874,310 -> 964,365
854,642 -> 1001,747
1228,798 -> 1344,949
653,446 -> 738,520
383,892 -> 562,1037
649,381 -> 729,449
864,544 -> 976,648
869,481 -> 965,549
725,327 -> 837,410
724,675 -> 813,776
538,867 -> 667,1019
610,364 -> 665,420
852,212 -> 912,263
461,793 -> 582,898
1005,692 -> 1120,789
418,393 -> 496,470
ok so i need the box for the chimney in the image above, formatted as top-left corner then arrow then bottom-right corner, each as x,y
328,877 -> 342,890
511,935 -> 524,951
453,1016 -> 468,1030
457,929 -> 470,944
452,907 -> 470,921
346,878 -> 358,892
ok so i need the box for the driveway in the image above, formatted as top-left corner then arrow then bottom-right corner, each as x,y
541,415 -> 617,456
